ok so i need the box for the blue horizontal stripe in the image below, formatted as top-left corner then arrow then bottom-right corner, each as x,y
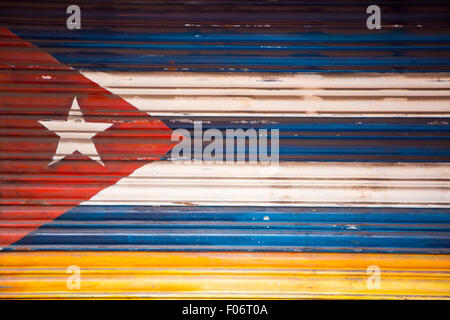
9,28 -> 450,72
159,117 -> 450,162
11,29 -> 450,43
48,55 -> 450,67
6,206 -> 450,254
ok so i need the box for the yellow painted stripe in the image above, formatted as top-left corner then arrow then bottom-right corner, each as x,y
1,252 -> 449,299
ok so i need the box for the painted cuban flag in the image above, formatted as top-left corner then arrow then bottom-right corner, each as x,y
1,27 -> 450,254
0,0 -> 450,299
0,28 -> 176,249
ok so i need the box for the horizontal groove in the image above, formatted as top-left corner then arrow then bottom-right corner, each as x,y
2,220 -> 449,230
3,175 -> 449,181
2,162 -> 449,176
2,269 -> 449,278
3,201 -> 450,208
4,71 -> 450,88
2,111 -> 450,118
2,180 -> 449,187
4,66 -> 449,73
5,228 -> 449,235
4,42 -> 450,51
3,244 -> 450,254
3,85 -> 450,97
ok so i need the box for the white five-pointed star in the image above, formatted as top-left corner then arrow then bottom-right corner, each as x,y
39,97 -> 113,166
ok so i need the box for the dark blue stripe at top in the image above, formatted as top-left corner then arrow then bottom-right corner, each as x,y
7,27 -> 450,72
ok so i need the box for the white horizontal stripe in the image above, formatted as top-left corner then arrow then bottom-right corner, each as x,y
82,72 -> 450,89
82,71 -> 450,117
83,162 -> 450,207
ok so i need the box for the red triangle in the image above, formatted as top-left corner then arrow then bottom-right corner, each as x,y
0,28 -> 176,247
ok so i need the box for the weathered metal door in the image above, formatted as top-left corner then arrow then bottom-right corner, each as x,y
1,1 -> 449,299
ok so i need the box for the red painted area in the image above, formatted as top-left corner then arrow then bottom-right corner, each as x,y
0,28 -> 176,247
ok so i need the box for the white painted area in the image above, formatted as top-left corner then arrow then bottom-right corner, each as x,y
38,97 -> 113,166
108,95 -> 450,117
76,72 -> 450,208
81,71 -> 450,117
82,162 -> 450,207
82,72 -> 450,89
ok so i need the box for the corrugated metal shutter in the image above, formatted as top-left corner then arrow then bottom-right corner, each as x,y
1,0 -> 450,299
